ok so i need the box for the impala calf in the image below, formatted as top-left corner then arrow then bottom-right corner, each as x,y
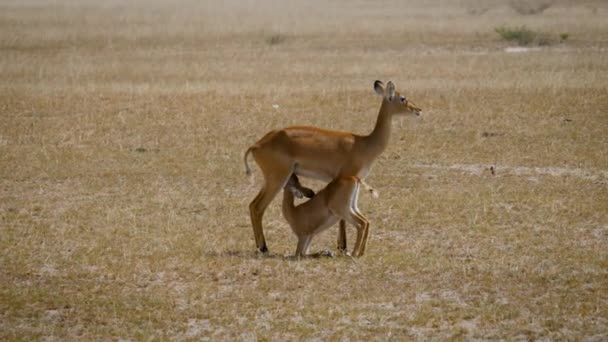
244,80 -> 421,255
283,174 -> 372,258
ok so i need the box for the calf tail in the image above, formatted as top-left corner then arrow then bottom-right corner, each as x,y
359,178 -> 379,199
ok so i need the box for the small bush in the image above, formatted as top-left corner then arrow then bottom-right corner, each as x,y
467,6 -> 490,16
495,26 -> 537,46
509,0 -> 553,15
495,26 -> 567,46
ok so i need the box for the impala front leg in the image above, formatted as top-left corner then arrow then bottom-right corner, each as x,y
337,220 -> 348,254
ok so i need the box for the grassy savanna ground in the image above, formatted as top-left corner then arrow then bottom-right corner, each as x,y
1,0 -> 607,339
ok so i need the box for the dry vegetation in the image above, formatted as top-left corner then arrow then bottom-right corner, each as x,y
1,0 -> 607,340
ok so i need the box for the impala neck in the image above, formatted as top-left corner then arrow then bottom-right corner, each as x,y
365,100 -> 393,156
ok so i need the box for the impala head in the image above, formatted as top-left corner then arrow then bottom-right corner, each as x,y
374,80 -> 422,116
285,174 -> 315,199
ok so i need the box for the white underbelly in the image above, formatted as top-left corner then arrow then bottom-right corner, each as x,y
294,167 -> 333,182
294,164 -> 372,181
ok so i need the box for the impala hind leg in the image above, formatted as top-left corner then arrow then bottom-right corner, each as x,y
359,224 -> 370,255
342,211 -> 369,257
249,189 -> 268,253
327,179 -> 369,258
358,209 -> 373,255
249,165 -> 293,254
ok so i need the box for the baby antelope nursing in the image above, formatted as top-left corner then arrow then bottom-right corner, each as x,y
282,174 -> 375,258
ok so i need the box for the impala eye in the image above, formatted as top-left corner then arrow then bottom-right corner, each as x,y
400,96 -> 406,103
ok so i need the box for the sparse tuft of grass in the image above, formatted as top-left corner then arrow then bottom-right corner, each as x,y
509,0 -> 553,15
467,6 -> 490,16
266,34 -> 286,46
495,25 -> 568,46
495,25 -> 537,46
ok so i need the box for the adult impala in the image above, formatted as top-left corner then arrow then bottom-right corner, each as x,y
282,174 -> 374,258
244,80 -> 422,255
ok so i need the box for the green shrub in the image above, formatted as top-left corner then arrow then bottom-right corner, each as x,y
495,26 -> 537,46
495,26 -> 568,46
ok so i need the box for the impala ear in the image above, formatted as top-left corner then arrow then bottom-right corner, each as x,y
374,80 -> 384,96
386,81 -> 396,100
292,188 -> 304,199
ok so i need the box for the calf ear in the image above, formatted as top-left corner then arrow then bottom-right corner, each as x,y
386,81 -> 396,100
286,184 -> 304,199
293,189 -> 304,199
374,80 -> 384,96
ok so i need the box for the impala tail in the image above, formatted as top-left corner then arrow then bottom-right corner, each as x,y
244,146 -> 255,176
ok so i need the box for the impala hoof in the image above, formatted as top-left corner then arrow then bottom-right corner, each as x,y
321,250 -> 334,258
258,244 -> 269,255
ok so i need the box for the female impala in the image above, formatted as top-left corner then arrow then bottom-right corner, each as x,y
282,174 -> 372,258
244,80 -> 422,256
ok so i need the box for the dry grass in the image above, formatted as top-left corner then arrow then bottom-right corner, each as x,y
1,0 -> 607,340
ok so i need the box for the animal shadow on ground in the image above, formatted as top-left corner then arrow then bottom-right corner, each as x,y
204,249 -> 346,261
